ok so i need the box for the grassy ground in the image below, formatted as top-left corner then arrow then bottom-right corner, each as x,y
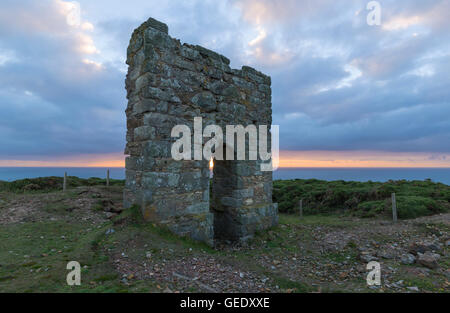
0,179 -> 449,293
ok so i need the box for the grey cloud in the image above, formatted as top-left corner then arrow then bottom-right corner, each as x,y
0,0 -> 449,160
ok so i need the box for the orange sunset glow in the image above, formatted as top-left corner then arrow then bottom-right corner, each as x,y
1,151 -> 449,168
279,151 -> 450,168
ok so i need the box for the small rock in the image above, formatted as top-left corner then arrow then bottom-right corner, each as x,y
105,228 -> 115,235
391,282 -> 401,289
110,207 -> 124,214
339,272 -> 349,279
407,286 -> 419,292
377,250 -> 394,260
445,269 -> 450,280
146,252 -> 152,259
400,254 -> 416,265
359,252 -> 378,263
409,242 -> 441,255
404,267 -> 430,277
416,252 -> 440,269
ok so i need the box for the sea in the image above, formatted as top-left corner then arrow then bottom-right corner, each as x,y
0,167 -> 449,185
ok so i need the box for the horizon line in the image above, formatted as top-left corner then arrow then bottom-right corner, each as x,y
1,166 -> 450,169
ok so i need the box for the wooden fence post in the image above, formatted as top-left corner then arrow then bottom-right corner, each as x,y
106,169 -> 110,187
63,172 -> 67,192
392,193 -> 397,223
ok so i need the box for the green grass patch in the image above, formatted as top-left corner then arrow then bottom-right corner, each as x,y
0,220 -> 120,292
270,276 -> 315,293
279,214 -> 356,228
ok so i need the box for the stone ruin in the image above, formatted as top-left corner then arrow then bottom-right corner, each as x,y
124,18 -> 278,246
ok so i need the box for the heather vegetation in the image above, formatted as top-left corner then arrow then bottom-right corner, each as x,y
0,176 -> 124,193
273,179 -> 450,219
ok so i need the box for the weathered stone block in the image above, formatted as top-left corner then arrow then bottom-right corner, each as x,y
181,45 -> 201,61
191,92 -> 217,112
144,28 -> 175,49
194,45 -> 230,65
142,172 -> 180,188
145,17 -> 169,34
134,126 -> 156,141
143,140 -> 172,158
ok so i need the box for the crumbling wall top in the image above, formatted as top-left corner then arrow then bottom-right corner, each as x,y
127,17 -> 270,85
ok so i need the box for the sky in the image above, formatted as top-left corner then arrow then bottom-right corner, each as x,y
0,0 -> 449,168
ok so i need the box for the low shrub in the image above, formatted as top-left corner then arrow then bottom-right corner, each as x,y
273,179 -> 449,219
0,176 -> 125,193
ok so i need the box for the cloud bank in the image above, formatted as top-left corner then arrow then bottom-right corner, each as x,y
0,0 -> 449,165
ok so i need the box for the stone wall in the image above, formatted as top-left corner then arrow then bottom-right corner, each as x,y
124,18 -> 278,246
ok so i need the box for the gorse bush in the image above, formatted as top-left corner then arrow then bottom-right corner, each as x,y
273,179 -> 449,219
357,200 -> 386,218
396,196 -> 446,219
